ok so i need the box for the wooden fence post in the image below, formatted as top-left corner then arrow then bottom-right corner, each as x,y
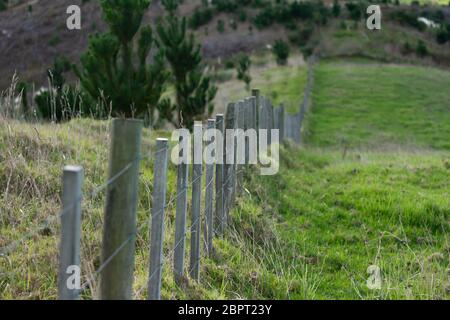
274,106 -> 280,139
237,100 -> 245,196
148,138 -> 169,300
250,97 -> 258,160
284,114 -> 289,141
267,100 -> 274,145
101,118 -> 142,300
258,96 -> 264,128
58,165 -> 83,300
190,123 -> 203,281
259,97 -> 268,138
295,112 -> 301,144
204,119 -> 215,256
252,89 -> 260,153
225,102 -> 237,220
215,114 -> 225,236
174,134 -> 189,285
279,105 -> 285,143
244,98 -> 252,167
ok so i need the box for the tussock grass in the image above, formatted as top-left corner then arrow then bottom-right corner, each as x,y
0,117 -> 301,299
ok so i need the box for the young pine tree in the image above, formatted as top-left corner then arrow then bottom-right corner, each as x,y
236,54 -> 252,92
332,0 -> 341,17
74,0 -> 170,121
157,0 -> 217,129
273,40 -> 290,65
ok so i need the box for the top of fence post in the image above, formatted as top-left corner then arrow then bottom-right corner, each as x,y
252,89 -> 260,130
58,165 -> 83,300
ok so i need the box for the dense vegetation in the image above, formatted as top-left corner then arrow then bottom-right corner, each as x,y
1,0 -> 449,300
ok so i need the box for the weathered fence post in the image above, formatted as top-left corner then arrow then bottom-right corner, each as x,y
148,138 -> 169,300
252,89 -> 260,153
58,165 -> 83,300
174,134 -> 189,285
190,123 -> 203,281
215,114 -> 225,236
225,102 -> 237,222
204,119 -> 215,256
237,100 -> 245,196
250,97 -> 258,160
274,105 -> 279,132
101,118 -> 142,300
284,114 -> 291,141
267,99 -> 274,145
259,97 -> 268,138
278,105 -> 285,143
244,98 -> 252,167
295,112 -> 301,144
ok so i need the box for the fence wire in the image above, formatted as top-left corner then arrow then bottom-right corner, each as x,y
1,92 -> 286,299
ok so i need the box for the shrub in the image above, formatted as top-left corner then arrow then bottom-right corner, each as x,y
225,59 -> 235,69
253,1 -> 326,30
436,28 -> 449,44
390,10 -> 426,31
236,54 -> 252,91
436,23 -> 450,44
189,6 -> 214,29
416,40 -> 428,57
237,8 -> 247,22
217,19 -> 225,33
332,0 -> 341,17
0,0 -> 7,11
273,39 -> 290,65
288,23 -> 314,47
253,5 -> 275,29
346,2 -> 363,21
401,41 -> 413,55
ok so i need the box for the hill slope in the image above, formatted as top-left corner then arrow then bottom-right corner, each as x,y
259,59 -> 450,299
0,0 -> 285,89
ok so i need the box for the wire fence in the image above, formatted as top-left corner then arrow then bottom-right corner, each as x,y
0,88 -> 307,300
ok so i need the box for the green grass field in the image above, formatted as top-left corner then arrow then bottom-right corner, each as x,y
255,59 -> 450,299
307,59 -> 450,150
1,58 -> 449,299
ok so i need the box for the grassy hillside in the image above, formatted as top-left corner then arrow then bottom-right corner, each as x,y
307,59 -> 450,150
214,53 -> 307,114
257,59 -> 450,299
1,58 -> 449,300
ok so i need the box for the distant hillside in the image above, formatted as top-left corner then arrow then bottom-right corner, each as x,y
0,0 -> 285,89
1,0 -> 450,91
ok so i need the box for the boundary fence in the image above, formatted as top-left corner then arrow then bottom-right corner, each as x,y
1,88 -> 306,300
